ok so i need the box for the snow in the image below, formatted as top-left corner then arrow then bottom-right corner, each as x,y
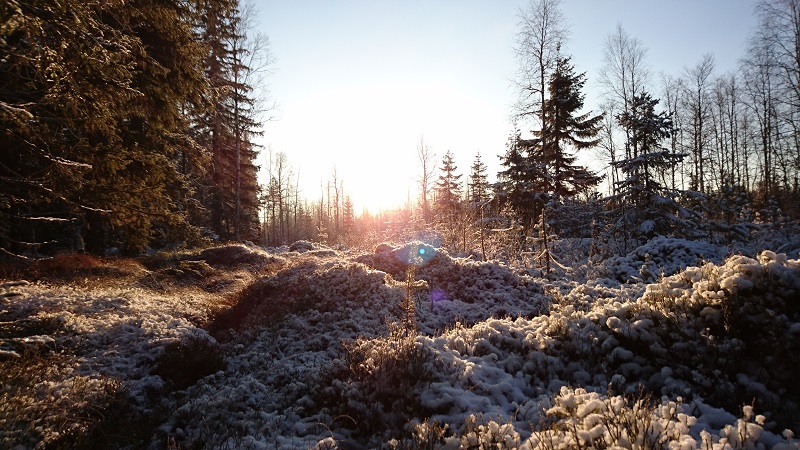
1,238 -> 799,448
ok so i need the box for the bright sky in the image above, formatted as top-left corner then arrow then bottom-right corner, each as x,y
254,0 -> 757,214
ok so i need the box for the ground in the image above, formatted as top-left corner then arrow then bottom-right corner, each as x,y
1,238 -> 799,449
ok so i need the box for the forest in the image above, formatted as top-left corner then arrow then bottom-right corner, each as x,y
1,0 -> 799,261
2,0 -> 800,449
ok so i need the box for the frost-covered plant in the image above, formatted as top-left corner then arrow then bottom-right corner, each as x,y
638,251 -> 800,426
458,414 -> 521,449
387,419 -> 450,450
522,387 -> 799,450
340,323 -> 441,439
530,387 -> 684,450
0,353 -> 122,448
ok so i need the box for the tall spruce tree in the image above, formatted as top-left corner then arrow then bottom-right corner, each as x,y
434,151 -> 463,249
468,152 -> 492,258
468,152 -> 491,206
498,125 -> 545,231
0,0 -> 206,255
500,56 -> 602,272
531,57 -> 604,197
104,0 -> 208,253
193,0 -> 262,241
1,0 -> 130,256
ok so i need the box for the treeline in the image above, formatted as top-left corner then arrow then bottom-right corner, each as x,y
358,0 -> 800,263
0,0 -> 265,256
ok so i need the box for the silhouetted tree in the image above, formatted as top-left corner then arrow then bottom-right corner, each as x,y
613,93 -> 686,239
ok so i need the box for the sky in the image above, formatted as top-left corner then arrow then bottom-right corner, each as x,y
253,0 -> 758,214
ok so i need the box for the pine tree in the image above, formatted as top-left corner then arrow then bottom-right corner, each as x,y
498,126 -> 546,232
342,195 -> 355,239
468,153 -> 491,205
467,152 -> 491,259
104,0 -> 209,253
0,0 -> 130,255
0,0 -> 207,256
524,56 -> 604,199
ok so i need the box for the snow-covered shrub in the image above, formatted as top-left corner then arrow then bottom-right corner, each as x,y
289,240 -> 315,253
522,387 -> 798,450
15,252 -> 147,282
357,242 -> 544,315
455,414 -> 521,449
337,323 -> 443,440
387,419 -> 451,449
355,241 -> 441,280
209,257 -> 396,336
602,236 -> 723,282
639,251 -> 800,426
197,243 -> 284,268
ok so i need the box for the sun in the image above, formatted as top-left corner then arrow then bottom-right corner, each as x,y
345,167 -> 412,215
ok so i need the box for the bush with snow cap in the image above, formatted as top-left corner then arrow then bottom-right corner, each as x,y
289,240 -> 315,253
196,243 -> 283,268
634,251 -> 800,427
602,237 -> 724,282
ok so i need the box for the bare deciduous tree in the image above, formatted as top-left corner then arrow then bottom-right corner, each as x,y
682,53 -> 716,193
416,137 -> 437,224
514,0 -> 568,129
598,23 -> 650,160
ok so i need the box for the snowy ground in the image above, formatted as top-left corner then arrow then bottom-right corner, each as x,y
1,238 -> 799,449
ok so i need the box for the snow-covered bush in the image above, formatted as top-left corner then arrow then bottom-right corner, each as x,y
0,353 -> 122,448
639,251 -> 800,426
289,240 -> 316,252
390,387 -> 800,450
337,323 -> 444,439
196,242 -> 285,268
152,332 -> 225,390
356,241 -> 544,313
602,236 -> 723,282
209,256 -> 397,336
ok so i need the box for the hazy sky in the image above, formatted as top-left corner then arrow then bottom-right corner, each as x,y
254,0 -> 758,213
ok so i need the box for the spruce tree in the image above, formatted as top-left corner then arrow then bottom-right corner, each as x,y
500,56 -> 603,272
524,56 -> 604,199
468,153 -> 491,206
0,0 -> 207,255
498,126 -> 546,232
434,151 -> 463,249
193,0 -> 262,242
613,93 -> 686,239
468,152 -> 492,258
0,0 -> 130,255
102,0 -> 208,253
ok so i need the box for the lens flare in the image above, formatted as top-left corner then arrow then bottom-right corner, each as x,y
393,242 -> 437,267
430,287 -> 447,303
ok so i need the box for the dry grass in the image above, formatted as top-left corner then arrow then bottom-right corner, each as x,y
0,252 -> 149,287
0,352 -> 122,449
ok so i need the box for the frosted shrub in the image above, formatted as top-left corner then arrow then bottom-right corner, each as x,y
153,332 -> 225,390
0,353 -> 122,448
387,419 -> 451,450
459,414 -> 521,449
339,322 -> 441,438
522,387 -> 798,450
639,251 -> 800,427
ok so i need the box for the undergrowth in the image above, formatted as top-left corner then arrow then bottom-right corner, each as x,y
0,352 -> 122,449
